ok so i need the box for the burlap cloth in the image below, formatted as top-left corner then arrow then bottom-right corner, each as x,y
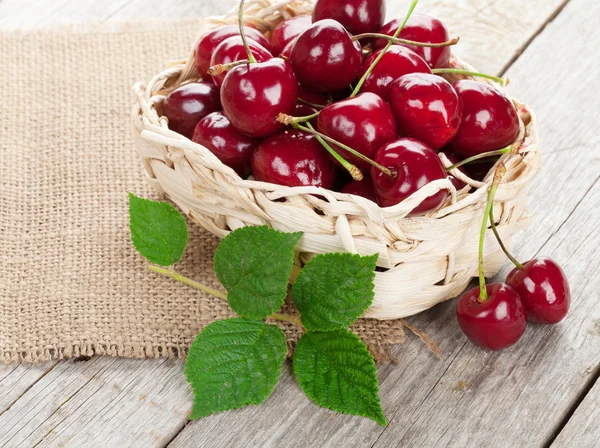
0,20 -> 407,365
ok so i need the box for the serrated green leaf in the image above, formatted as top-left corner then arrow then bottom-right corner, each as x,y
214,226 -> 302,320
293,329 -> 386,426
128,193 -> 188,266
185,318 -> 287,419
292,253 -> 378,331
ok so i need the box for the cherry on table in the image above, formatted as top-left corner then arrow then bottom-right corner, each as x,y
270,15 -> 312,56
209,36 -> 272,86
358,45 -> 431,101
313,0 -> 385,35
251,129 -> 337,188
506,257 -> 571,324
341,179 -> 378,202
162,82 -> 221,139
192,111 -> 259,177
457,283 -> 526,351
450,80 -> 520,159
289,19 -> 362,93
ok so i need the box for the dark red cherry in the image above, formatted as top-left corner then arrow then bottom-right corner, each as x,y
162,82 -> 221,139
341,179 -> 377,202
371,138 -> 448,212
194,25 -> 270,76
221,59 -> 298,138
440,151 -> 467,190
358,46 -> 431,101
209,36 -> 272,87
451,80 -> 520,159
270,15 -> 312,56
192,111 -> 259,177
289,19 -> 362,93
457,283 -> 526,351
374,14 -> 451,68
506,257 -> 570,325
251,130 -> 336,188
313,0 -> 385,35
390,73 -> 461,150
317,92 -> 397,171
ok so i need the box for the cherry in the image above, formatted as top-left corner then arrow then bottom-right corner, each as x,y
358,46 -> 431,101
194,24 -> 270,75
162,82 -> 221,139
440,151 -> 467,190
270,15 -> 312,56
192,111 -> 259,177
289,19 -> 362,93
317,92 -> 397,171
389,73 -> 461,150
251,130 -> 336,188
312,0 -> 385,35
209,36 -> 272,87
341,179 -> 377,202
457,283 -> 526,350
374,14 -> 451,68
371,138 -> 448,212
450,80 -> 519,159
297,86 -> 330,107
221,58 -> 298,138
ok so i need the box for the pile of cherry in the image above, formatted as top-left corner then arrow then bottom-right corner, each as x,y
160,0 -> 571,350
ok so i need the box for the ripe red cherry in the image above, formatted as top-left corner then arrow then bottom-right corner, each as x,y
317,92 -> 397,171
456,283 -> 526,351
194,24 -> 270,75
221,58 -> 298,138
358,46 -> 431,101
209,36 -> 272,87
341,179 -> 377,202
440,151 -> 467,190
162,82 -> 221,139
270,15 -> 312,56
390,73 -> 462,150
251,130 -> 336,188
289,19 -> 362,93
451,80 -> 520,159
374,14 -> 451,68
506,258 -> 571,325
313,0 -> 385,35
192,111 -> 259,177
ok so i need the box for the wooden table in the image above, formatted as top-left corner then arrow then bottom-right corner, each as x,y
1,0 -> 599,446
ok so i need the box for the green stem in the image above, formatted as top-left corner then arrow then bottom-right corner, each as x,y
286,111 -> 321,125
238,0 -> 256,63
489,207 -> 524,270
432,69 -> 507,86
268,313 -> 302,326
207,59 -> 252,76
446,147 -> 511,172
351,33 -> 459,48
297,95 -> 332,109
350,0 -> 419,98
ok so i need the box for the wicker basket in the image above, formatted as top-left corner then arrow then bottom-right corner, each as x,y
132,0 -> 541,320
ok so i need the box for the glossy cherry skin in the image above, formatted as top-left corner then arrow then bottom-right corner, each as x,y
270,15 -> 312,56
221,58 -> 298,138
457,283 -> 526,351
440,151 -> 467,190
374,14 -> 451,68
341,179 -> 377,202
390,73 -> 462,150
371,138 -> 449,212
317,92 -> 397,171
506,258 -> 571,325
251,130 -> 336,188
192,111 -> 259,177
194,25 -> 270,75
313,0 -> 385,35
450,80 -> 520,159
289,19 -> 362,93
162,82 -> 221,139
209,36 -> 272,87
358,46 -> 431,101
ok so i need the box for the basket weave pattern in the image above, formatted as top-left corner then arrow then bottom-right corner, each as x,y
132,0 -> 542,320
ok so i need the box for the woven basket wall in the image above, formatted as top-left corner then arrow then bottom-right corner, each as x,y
132,0 -> 541,320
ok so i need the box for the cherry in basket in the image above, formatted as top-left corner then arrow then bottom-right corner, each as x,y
209,36 -> 272,87
269,15 -> 312,56
313,0 -> 386,35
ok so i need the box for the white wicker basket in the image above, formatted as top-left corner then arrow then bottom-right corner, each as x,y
132,0 -> 541,320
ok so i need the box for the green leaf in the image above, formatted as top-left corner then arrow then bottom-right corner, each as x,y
292,253 -> 378,331
293,329 -> 386,426
128,193 -> 188,266
214,226 -> 302,320
185,318 -> 287,419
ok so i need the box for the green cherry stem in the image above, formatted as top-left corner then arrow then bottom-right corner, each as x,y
297,94 -> 333,109
432,68 -> 508,86
238,0 -> 257,63
350,0 -> 419,98
489,207 -> 524,270
277,111 -> 321,125
207,59 -> 252,76
477,163 -> 506,303
351,33 -> 460,48
445,146 -> 512,172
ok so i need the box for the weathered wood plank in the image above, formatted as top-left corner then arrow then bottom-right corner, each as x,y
0,363 -> 58,414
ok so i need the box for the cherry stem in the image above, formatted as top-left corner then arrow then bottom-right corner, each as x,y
350,0 -> 419,98
277,111 -> 320,125
445,147 -> 512,172
351,33 -> 460,48
207,59 -> 251,76
238,0 -> 256,64
477,163 -> 506,303
432,69 -> 508,86
297,94 -> 332,109
489,207 -> 524,270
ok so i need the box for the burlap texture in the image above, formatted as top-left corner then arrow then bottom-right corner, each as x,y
0,20 -> 405,364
